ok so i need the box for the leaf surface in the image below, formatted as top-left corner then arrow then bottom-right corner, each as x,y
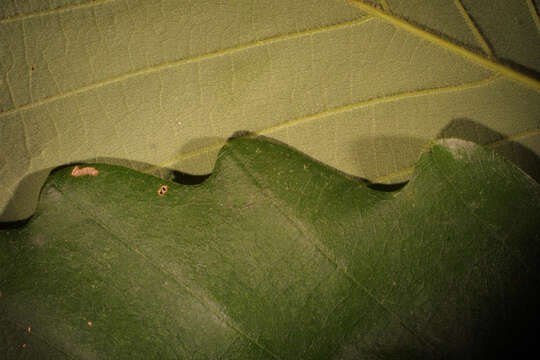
1,0 -> 540,221
1,136 -> 539,359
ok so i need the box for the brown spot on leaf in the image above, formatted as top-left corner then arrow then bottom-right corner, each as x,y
158,185 -> 168,196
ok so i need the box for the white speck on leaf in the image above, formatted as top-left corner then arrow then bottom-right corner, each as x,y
438,138 -> 476,160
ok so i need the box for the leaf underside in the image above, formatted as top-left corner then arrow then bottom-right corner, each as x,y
1,136 -> 539,359
2,0 -> 540,223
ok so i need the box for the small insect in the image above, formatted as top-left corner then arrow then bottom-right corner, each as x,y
71,165 -> 99,177
157,185 -> 168,196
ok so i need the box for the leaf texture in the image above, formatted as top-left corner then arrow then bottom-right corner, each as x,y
1,0 -> 539,223
1,136 -> 539,359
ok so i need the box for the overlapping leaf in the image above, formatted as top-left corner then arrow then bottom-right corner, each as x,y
1,0 -> 539,221
1,136 -> 539,358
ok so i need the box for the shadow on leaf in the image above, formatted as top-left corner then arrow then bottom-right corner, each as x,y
438,118 -> 540,182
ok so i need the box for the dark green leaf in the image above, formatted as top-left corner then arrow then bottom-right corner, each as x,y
1,136 -> 539,359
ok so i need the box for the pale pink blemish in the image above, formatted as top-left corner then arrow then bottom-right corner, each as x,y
71,165 -> 99,177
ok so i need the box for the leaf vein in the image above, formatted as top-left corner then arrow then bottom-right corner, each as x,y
453,0 -> 493,57
142,75 -> 500,174
56,185 -> 283,360
429,147 -> 537,276
347,0 -> 540,91
0,0 -> 114,24
0,17 -> 373,119
526,0 -> 540,33
228,147 -> 434,351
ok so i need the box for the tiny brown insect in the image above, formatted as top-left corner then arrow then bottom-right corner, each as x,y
157,185 -> 168,196
71,165 -> 99,177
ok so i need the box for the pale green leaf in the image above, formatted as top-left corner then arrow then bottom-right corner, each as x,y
1,0 -> 539,222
